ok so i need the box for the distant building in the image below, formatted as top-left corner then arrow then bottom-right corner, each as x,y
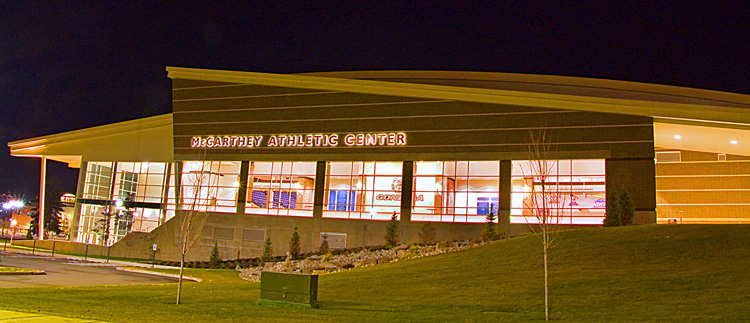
8,68 -> 750,261
8,202 -> 35,237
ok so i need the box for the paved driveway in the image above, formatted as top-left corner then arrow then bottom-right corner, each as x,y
0,251 -> 178,288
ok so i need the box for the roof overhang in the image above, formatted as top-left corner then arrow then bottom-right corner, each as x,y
8,114 -> 174,167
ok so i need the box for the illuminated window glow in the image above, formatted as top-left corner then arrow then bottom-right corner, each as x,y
511,159 -> 606,225
323,161 -> 403,220
245,161 -> 316,217
412,161 -> 500,223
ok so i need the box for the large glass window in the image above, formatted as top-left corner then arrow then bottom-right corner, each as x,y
77,162 -> 170,245
412,161 -> 500,223
324,161 -> 402,220
245,161 -> 316,217
180,161 -> 241,213
82,162 -> 113,199
511,159 -> 605,225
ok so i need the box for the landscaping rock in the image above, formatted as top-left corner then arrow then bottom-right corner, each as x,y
239,240 -> 478,282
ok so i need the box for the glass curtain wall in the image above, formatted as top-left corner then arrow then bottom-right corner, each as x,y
76,161 -> 170,245
179,161 -> 241,213
245,161 -> 316,217
511,159 -> 606,225
412,161 -> 501,223
324,161 -> 403,220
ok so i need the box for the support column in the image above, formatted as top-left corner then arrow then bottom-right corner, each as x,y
311,161 -> 327,250
605,157 -> 657,224
312,161 -> 326,219
236,161 -> 250,215
70,161 -> 88,242
400,161 -> 414,222
38,156 -> 47,240
400,161 -> 414,243
499,160 -> 512,230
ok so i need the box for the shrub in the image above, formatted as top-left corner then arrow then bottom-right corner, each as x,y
289,227 -> 301,259
384,212 -> 400,246
604,191 -> 622,227
604,188 -> 635,226
260,234 -> 274,265
481,208 -> 500,242
208,242 -> 221,268
319,233 -> 329,254
418,222 -> 437,244
619,190 -> 635,225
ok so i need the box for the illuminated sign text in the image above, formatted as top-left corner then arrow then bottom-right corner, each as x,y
190,132 -> 407,148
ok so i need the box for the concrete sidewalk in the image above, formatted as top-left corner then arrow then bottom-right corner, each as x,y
0,309 -> 107,322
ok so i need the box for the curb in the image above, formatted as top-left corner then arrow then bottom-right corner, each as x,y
115,267 -> 202,282
0,270 -> 46,276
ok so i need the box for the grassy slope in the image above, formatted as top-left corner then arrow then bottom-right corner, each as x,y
0,225 -> 747,322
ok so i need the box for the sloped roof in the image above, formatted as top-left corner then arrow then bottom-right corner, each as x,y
167,67 -> 750,156
8,114 -> 174,167
167,67 -> 750,129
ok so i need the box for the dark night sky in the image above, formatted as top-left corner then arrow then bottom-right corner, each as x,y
1,2 -> 749,200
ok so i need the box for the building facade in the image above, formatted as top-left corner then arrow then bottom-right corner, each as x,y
8,68 -> 749,261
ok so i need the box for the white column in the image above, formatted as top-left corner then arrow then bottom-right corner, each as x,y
39,156 -> 47,240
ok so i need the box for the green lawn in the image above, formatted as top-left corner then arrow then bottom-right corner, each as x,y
0,224 -> 747,322
0,266 -> 42,273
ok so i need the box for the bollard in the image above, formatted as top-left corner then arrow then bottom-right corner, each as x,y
84,244 -> 89,261
52,237 -> 56,256
107,246 -> 111,263
32,239 -> 37,255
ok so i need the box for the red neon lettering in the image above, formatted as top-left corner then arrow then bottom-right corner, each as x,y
396,133 -> 406,145
377,134 -> 388,145
344,134 -> 355,146
365,134 -> 377,145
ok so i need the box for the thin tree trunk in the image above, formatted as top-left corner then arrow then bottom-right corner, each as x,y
544,245 -> 549,321
177,253 -> 184,305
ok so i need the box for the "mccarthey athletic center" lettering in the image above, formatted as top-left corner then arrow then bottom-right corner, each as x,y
191,132 -> 407,148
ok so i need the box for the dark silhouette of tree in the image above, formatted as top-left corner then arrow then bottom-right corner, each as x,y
27,176 -> 65,238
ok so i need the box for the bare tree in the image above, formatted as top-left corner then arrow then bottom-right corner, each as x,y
515,129 -> 567,321
170,158 -> 217,305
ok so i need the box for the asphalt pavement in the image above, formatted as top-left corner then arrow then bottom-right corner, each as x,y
0,250 -> 180,288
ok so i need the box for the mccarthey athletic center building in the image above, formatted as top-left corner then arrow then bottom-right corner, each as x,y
9,68 -> 750,261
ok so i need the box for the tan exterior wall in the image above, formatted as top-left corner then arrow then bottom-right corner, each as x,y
606,158 -> 657,224
656,150 -> 750,223
171,79 -> 655,162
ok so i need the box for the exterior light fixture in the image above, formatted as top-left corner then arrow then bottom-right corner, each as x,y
730,140 -> 738,145
115,199 -> 124,207
2,200 -> 24,210
674,134 -> 682,140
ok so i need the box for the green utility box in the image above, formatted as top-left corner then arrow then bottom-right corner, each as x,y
258,271 -> 319,308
